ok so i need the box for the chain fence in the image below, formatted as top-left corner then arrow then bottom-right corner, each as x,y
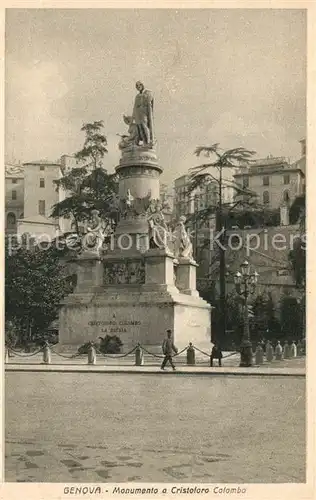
5,340 -> 305,366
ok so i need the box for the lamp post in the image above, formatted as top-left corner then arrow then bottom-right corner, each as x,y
234,260 -> 259,367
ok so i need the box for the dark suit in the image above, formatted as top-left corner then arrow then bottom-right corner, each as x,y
210,346 -> 223,367
161,338 -> 177,369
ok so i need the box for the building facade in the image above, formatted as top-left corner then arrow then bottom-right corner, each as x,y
5,164 -> 25,234
234,155 -> 305,210
22,160 -> 61,220
5,157 -> 79,237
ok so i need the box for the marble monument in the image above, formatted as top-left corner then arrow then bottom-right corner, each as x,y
59,82 -> 212,351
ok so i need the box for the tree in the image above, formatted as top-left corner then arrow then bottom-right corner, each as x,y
199,283 -> 243,349
51,121 -> 119,233
288,227 -> 306,337
75,120 -> 108,170
289,193 -> 305,228
251,292 -> 280,343
52,167 -> 119,234
225,292 -> 244,348
5,241 -> 75,346
288,192 -> 306,291
279,294 -> 303,341
187,144 -> 257,347
289,238 -> 306,290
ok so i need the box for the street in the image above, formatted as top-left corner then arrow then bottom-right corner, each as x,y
5,372 -> 305,483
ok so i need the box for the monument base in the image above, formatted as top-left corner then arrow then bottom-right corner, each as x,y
59,286 -> 211,352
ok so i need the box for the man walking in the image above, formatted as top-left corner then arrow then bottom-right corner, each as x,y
161,329 -> 178,371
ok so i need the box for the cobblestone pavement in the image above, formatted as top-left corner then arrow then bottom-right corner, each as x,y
5,372 -> 305,483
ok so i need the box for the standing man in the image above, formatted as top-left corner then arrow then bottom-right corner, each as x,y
210,343 -> 223,367
161,329 -> 178,371
133,81 -> 154,146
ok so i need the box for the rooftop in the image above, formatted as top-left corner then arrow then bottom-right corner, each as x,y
234,165 -> 304,178
17,214 -> 57,225
23,159 -> 61,167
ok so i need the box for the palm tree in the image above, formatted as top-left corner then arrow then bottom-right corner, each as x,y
188,144 -> 257,347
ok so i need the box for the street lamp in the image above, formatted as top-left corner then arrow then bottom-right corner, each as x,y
234,260 -> 259,367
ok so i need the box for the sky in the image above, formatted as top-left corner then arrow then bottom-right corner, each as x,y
5,8 -> 306,185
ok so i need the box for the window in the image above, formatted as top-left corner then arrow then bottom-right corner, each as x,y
283,190 -> 290,203
40,178 -> 45,188
12,190 -> 17,200
38,200 -> 45,215
12,178 -> 17,184
243,176 -> 249,188
262,176 -> 269,186
7,212 -> 16,228
283,174 -> 290,185
40,165 -> 45,171
263,191 -> 270,205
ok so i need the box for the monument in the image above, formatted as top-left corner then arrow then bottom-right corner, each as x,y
59,82 -> 212,351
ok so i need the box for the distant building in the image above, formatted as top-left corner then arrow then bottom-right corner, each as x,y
5,164 -> 25,234
22,160 -> 61,219
173,175 -> 193,217
173,173 -> 234,218
234,153 -> 305,210
5,156 -> 80,237
160,182 -> 174,222
292,138 -> 306,178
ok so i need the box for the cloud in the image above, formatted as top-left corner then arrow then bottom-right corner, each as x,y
6,61 -> 72,161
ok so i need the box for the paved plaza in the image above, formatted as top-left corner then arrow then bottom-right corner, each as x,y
5,371 -> 305,483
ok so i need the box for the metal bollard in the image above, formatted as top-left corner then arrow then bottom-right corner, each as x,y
275,341 -> 283,360
265,341 -> 274,362
87,343 -> 96,365
186,343 -> 196,366
297,340 -> 302,356
43,343 -> 51,364
135,345 -> 144,366
255,345 -> 264,365
290,342 -> 297,358
5,346 -> 9,364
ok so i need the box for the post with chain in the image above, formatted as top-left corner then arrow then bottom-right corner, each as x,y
186,343 -> 195,365
87,342 -> 96,365
5,344 -> 9,364
135,344 -> 144,366
43,342 -> 52,364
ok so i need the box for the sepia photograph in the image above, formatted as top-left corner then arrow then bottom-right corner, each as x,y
4,5 -> 309,492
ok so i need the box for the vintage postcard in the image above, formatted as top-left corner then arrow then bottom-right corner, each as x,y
1,2 -> 314,500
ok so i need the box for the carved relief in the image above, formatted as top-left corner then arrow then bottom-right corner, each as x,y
119,190 -> 152,219
118,167 -> 160,178
103,261 -> 145,285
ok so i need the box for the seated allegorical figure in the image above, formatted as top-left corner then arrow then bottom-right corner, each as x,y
118,115 -> 139,149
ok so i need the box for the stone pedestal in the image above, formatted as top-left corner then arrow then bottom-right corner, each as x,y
60,286 -> 211,352
75,254 -> 103,292
59,135 -> 212,352
176,258 -> 199,297
117,146 -> 162,200
144,248 -> 176,288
